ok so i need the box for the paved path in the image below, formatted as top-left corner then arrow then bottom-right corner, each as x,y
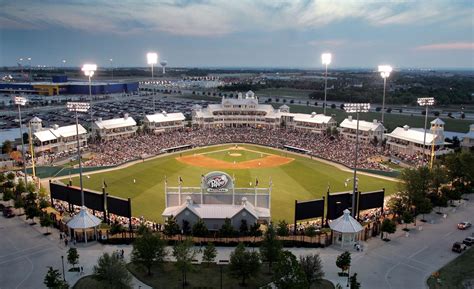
0,197 -> 472,289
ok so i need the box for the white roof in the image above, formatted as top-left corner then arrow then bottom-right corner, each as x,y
34,130 -> 57,142
30,116 -> 42,123
94,116 -> 136,130
67,207 -> 102,229
51,124 -> 87,138
145,112 -> 185,123
431,118 -> 445,125
340,118 -> 384,132
163,201 -> 270,220
293,113 -> 335,124
329,209 -> 363,233
385,126 -> 448,145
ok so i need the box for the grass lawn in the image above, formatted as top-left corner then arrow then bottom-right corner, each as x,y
204,147 -> 268,163
128,262 -> 334,289
257,88 -> 314,98
426,247 -> 474,289
73,276 -> 103,289
63,144 -> 398,222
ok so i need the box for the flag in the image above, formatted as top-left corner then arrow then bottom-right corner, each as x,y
201,174 -> 205,185
179,176 -> 183,184
255,178 -> 259,187
103,179 -> 108,188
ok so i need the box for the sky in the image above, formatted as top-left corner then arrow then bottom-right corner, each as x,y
0,0 -> 473,69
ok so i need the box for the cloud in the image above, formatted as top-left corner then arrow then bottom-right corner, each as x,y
1,0 -> 473,36
415,42 -> 474,51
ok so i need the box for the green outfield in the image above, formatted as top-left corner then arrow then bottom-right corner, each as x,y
63,144 -> 398,222
203,147 -> 267,163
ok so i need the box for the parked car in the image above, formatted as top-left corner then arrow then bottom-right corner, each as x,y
463,237 -> 474,246
452,242 -> 467,253
457,222 -> 472,230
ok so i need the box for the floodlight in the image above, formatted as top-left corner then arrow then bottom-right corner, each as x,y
322,53 -> 332,65
147,52 -> 158,65
343,103 -> 370,113
67,102 -> 90,112
13,96 -> 27,106
417,97 -> 435,106
378,65 -> 392,78
81,64 -> 97,77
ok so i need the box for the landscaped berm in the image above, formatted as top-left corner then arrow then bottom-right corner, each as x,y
64,144 -> 398,222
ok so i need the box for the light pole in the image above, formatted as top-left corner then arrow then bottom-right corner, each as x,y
27,57 -> 32,82
66,102 -> 90,208
109,58 -> 114,80
61,255 -> 66,281
344,103 -> 370,218
13,96 -> 28,188
321,53 -> 332,115
147,52 -> 158,113
81,64 -> 97,129
417,97 -> 435,166
378,65 -> 392,125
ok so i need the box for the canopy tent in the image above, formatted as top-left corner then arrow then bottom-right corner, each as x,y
67,206 -> 102,243
329,209 -> 363,248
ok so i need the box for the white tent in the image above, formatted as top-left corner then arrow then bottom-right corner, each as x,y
329,209 -> 363,248
67,207 -> 102,243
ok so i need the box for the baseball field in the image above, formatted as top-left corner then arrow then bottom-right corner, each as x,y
63,144 -> 399,222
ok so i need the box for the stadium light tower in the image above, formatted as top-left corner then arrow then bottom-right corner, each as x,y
109,58 -> 114,80
13,96 -> 28,187
27,57 -> 32,82
417,97 -> 435,165
147,52 -> 158,112
344,103 -> 370,218
67,102 -> 90,206
81,64 -> 97,129
322,53 -> 332,115
378,65 -> 392,124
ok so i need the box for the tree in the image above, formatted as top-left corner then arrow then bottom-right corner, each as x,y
336,251 -> 351,275
274,251 -> 308,289
277,220 -> 290,237
136,222 -> 150,235
163,216 -> 180,237
43,267 -> 69,289
381,218 -> 396,240
2,140 -> 13,154
67,248 -> 79,270
25,203 -> 40,224
417,198 -> 432,221
110,221 -> 125,235
131,232 -> 167,276
192,219 -> 209,237
173,238 -> 197,286
40,213 -> 54,234
14,197 -> 24,214
249,222 -> 262,242
10,150 -> 23,163
93,252 -> 132,289
299,253 -> 324,288
260,223 -> 283,272
219,218 -> 236,237
350,273 -> 361,289
402,211 -> 414,231
304,225 -> 317,238
229,243 -> 261,286
202,242 -> 217,266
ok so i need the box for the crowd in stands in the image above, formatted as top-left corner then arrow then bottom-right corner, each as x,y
83,127 -> 393,171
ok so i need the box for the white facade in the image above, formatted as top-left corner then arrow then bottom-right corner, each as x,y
461,124 -> 474,150
32,119 -> 88,154
144,111 -> 185,133
385,118 -> 452,157
92,114 -> 137,141
192,90 -> 336,133
339,117 -> 385,143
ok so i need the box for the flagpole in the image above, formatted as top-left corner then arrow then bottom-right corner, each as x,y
254,178 -> 258,207
200,175 -> 204,204
178,176 -> 182,205
164,175 -> 168,207
232,174 -> 235,205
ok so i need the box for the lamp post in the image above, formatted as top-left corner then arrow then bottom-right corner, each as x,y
13,96 -> 28,188
344,103 -> 370,217
61,255 -> 66,281
81,64 -> 97,129
109,58 -> 114,80
378,65 -> 392,124
19,58 -> 23,73
417,97 -> 435,166
67,102 -> 90,207
321,53 -> 332,115
147,52 -> 158,113
62,59 -> 67,75
27,57 -> 32,82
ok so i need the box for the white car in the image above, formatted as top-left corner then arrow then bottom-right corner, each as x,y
457,222 -> 472,230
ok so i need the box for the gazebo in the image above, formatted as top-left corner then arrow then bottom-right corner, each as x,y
329,209 -> 363,248
67,206 -> 102,243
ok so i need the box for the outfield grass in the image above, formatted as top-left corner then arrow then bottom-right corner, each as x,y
257,88 -> 314,98
426,247 -> 474,289
64,144 -> 398,222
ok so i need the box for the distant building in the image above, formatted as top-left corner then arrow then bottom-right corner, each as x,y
192,90 -> 336,133
31,117 -> 88,154
461,124 -> 474,150
385,118 -> 452,157
339,117 -> 385,143
92,114 -> 137,141
144,111 -> 185,133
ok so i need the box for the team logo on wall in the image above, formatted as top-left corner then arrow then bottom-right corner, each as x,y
203,171 -> 233,192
